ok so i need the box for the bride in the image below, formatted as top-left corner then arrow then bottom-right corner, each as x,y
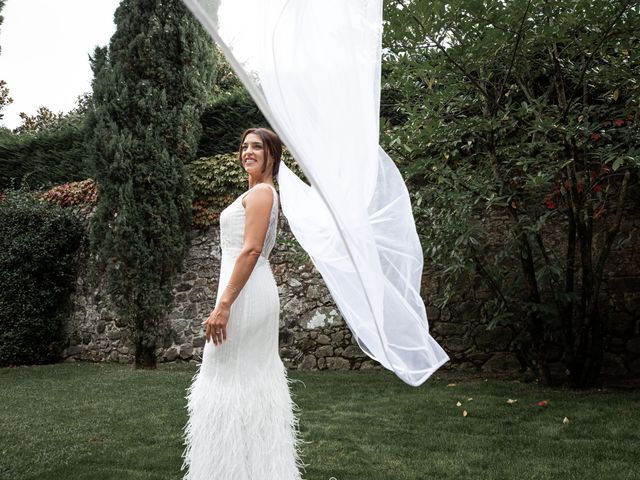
181,127 -> 305,479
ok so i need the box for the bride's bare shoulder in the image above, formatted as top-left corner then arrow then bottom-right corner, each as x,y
242,184 -> 274,209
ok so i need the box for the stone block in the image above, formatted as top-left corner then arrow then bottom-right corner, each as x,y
306,285 -> 323,299
360,360 -> 381,370
107,330 -> 122,341
316,345 -> 334,358
284,297 -> 306,317
468,352 -> 490,366
179,344 -> 194,359
473,326 -> 512,351
627,337 -> 640,354
66,345 -> 83,356
326,357 -> 350,370
342,345 -> 365,359
183,303 -> 198,320
432,322 -> 466,336
297,338 -> 315,352
607,337 -> 626,353
316,334 -> 331,345
172,318 -> 190,332
182,271 -> 197,281
164,347 -> 178,362
299,354 -> 317,370
609,315 -> 634,336
188,287 -> 208,303
280,347 -> 296,358
444,336 -> 472,353
175,282 -> 192,292
332,331 -> 344,345
481,352 -> 521,373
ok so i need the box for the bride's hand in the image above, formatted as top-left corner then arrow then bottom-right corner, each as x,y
202,304 -> 231,346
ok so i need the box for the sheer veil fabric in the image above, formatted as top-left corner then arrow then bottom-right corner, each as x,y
181,0 -> 449,386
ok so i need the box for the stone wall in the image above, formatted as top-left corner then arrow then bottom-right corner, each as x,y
63,207 -> 640,378
63,212 -> 377,371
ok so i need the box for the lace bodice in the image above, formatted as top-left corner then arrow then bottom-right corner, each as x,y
219,184 -> 279,259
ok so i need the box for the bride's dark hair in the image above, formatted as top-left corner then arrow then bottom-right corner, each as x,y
237,127 -> 282,178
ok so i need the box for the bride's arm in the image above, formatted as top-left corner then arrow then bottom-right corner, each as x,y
217,184 -> 274,308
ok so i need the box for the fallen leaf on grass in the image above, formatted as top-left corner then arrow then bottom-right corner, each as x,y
536,400 -> 549,406
463,410 -> 468,417
456,401 -> 462,407
563,417 -> 570,424
447,383 -> 457,387
506,398 -> 518,405
467,397 -> 473,401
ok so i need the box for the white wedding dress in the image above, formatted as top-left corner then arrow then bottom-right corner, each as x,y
181,184 -> 305,480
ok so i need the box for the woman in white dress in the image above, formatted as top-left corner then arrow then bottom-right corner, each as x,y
181,127 -> 305,479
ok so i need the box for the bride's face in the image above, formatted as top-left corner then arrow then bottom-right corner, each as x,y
241,133 -> 269,175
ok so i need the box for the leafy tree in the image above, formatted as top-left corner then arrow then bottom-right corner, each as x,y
88,0 -> 216,368
14,106 -> 65,134
0,80 -> 11,122
210,44 -> 242,97
382,0 -> 639,387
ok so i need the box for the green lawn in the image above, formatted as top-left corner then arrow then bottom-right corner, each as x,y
0,363 -> 638,480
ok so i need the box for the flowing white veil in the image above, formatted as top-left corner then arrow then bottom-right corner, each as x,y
180,0 -> 449,386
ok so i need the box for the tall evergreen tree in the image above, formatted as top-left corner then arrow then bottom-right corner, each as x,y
88,0 -> 216,368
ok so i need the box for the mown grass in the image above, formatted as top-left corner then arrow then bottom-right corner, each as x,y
0,363 -> 638,480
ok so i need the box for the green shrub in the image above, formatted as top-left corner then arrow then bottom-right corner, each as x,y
0,188 -> 85,366
196,89 -> 269,158
0,116 -> 91,190
186,149 -> 306,231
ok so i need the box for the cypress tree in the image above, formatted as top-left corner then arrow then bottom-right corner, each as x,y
87,0 -> 216,368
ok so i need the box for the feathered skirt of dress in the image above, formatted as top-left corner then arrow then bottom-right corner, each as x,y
180,250 -> 305,480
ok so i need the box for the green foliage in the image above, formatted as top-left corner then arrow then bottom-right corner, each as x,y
14,106 -> 65,134
0,188 -> 85,366
186,148 -> 305,230
187,151 -> 246,230
382,0 -> 639,387
38,178 -> 97,212
0,79 -> 11,121
0,108 -> 91,190
87,0 -> 217,368
196,82 -> 406,158
197,89 -> 268,157
210,45 -> 243,97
